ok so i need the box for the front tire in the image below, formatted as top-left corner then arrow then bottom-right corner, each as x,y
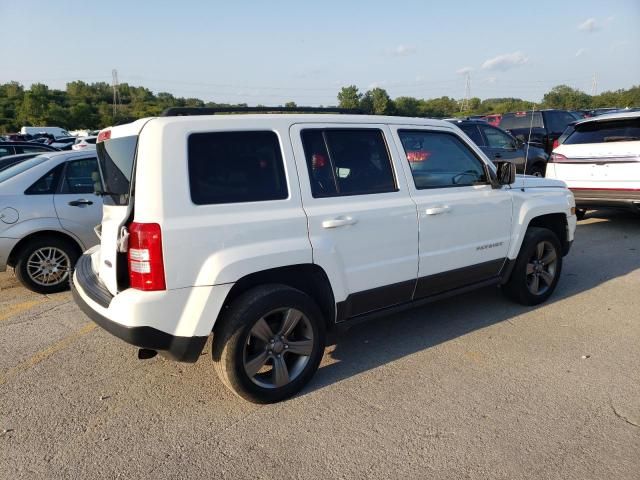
14,236 -> 79,294
212,284 -> 326,403
503,227 -> 562,306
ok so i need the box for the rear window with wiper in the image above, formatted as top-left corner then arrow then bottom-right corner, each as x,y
96,135 -> 138,205
564,118 -> 640,144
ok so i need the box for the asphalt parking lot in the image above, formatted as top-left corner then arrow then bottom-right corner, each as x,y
1,211 -> 639,480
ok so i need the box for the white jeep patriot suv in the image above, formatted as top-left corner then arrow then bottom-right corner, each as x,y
72,107 -> 576,403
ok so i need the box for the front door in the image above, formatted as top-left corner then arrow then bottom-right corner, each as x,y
390,126 -> 513,299
290,124 -> 419,318
53,157 -> 103,250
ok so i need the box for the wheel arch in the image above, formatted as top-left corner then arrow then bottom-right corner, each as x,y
216,264 -> 336,334
7,230 -> 83,267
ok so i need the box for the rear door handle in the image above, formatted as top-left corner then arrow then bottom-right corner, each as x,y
68,199 -> 93,206
322,216 -> 358,229
425,206 -> 451,215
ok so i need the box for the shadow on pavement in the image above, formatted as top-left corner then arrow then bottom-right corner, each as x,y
302,209 -> 640,396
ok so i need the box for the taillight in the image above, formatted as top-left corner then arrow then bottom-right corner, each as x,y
549,152 -> 568,163
128,222 -> 166,291
97,129 -> 111,143
552,139 -> 559,150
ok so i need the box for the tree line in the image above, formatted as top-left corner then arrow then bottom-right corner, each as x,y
1,80 -> 638,133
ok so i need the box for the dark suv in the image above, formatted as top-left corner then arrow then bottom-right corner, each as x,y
499,110 -> 576,154
450,119 -> 549,176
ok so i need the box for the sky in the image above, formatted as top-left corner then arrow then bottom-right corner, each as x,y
1,0 -> 639,106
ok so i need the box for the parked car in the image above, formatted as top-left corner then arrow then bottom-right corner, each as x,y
546,111 -> 640,218
72,136 -> 97,151
449,119 -> 549,176
50,136 -> 78,150
0,151 -> 103,293
483,114 -> 502,127
70,108 -> 576,403
500,109 -> 576,154
0,153 -> 42,172
20,126 -> 70,138
0,141 -> 59,158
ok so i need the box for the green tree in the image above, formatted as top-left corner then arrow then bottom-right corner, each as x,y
337,85 -> 362,109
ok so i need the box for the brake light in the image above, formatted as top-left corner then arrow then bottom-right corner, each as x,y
97,129 -> 111,143
128,222 -> 166,291
550,152 -> 568,163
552,139 -> 559,150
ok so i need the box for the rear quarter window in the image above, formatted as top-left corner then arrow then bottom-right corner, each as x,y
188,131 -> 288,205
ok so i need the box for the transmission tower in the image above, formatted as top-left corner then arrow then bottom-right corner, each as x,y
112,69 -> 121,118
460,72 -> 471,112
591,73 -> 598,96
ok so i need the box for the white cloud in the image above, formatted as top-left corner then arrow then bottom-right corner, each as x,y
456,66 -> 473,75
386,45 -> 417,57
575,48 -> 587,57
578,18 -> 598,32
481,51 -> 528,71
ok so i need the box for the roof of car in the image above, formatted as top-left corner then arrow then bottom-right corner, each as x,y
575,110 -> 640,125
0,141 -> 58,148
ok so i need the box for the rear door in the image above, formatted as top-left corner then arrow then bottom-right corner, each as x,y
53,157 -> 103,249
290,124 -> 418,318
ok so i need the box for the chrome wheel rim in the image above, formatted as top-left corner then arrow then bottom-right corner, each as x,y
526,240 -> 557,295
26,247 -> 71,287
243,308 -> 314,389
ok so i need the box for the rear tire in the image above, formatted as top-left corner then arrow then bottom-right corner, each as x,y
14,236 -> 79,294
575,209 -> 587,221
503,227 -> 562,306
212,284 -> 326,403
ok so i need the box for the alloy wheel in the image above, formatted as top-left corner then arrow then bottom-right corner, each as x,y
526,240 -> 557,295
26,247 -> 71,287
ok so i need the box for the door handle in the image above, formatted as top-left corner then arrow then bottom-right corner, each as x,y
322,216 -> 358,229
68,199 -> 94,206
425,206 -> 451,215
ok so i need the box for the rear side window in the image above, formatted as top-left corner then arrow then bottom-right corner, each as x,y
458,125 -> 484,146
500,112 -> 543,130
481,125 -> 516,149
565,118 -> 640,144
398,130 -> 488,189
301,129 -> 396,197
25,164 -> 64,194
188,131 -> 287,205
96,135 -> 138,206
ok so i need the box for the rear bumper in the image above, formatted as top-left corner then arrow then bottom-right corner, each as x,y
571,188 -> 640,211
0,237 -> 20,272
71,253 -> 233,363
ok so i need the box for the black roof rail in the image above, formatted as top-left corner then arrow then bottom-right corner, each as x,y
160,106 -> 364,117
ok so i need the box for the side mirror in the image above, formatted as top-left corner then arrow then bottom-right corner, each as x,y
495,161 -> 516,186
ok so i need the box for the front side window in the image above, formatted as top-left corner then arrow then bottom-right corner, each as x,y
60,158 -> 101,194
301,129 -> 396,197
481,125 -> 516,149
188,131 -> 288,205
0,146 -> 14,158
398,130 -> 488,189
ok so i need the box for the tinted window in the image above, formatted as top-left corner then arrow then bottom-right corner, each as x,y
458,124 -> 484,146
61,158 -> 101,194
188,131 -> 287,205
17,146 -> 50,154
25,164 -> 63,194
481,125 -> 515,149
0,156 -> 48,183
0,146 -> 14,158
398,130 -> 488,189
301,129 -> 396,197
546,111 -> 576,134
96,135 -> 138,206
500,112 -> 543,130
565,118 -> 640,145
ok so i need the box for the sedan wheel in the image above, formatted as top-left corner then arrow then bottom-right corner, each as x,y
26,247 -> 72,287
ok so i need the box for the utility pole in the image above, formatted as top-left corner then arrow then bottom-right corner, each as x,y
460,72 -> 471,112
112,69 -> 121,119
591,73 -> 598,96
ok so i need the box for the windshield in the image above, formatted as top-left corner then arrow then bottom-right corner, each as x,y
565,118 -> 640,144
96,135 -> 138,205
500,112 -> 543,130
0,156 -> 48,183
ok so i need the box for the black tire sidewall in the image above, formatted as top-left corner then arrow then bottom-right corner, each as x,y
212,284 -> 326,403
506,227 -> 563,306
14,237 -> 79,294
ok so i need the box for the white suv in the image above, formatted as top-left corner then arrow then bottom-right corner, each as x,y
72,108 -> 577,403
